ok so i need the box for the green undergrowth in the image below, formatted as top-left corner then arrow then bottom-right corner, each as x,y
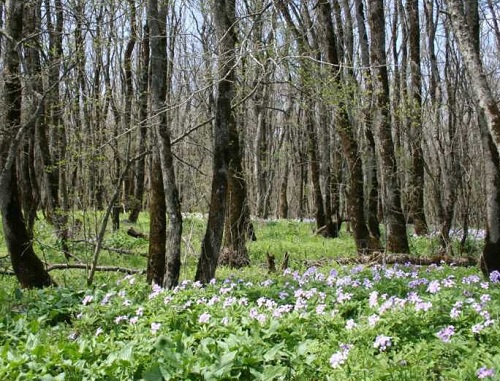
0,264 -> 499,380
0,213 -> 493,380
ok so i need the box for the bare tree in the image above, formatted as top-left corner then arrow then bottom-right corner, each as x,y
444,0 -> 500,274
316,0 -> 379,252
0,0 -> 54,288
406,0 -> 428,235
367,0 -> 409,253
148,0 -> 183,288
195,0 -> 235,283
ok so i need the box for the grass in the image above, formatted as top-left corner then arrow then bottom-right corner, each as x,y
0,213 -> 496,380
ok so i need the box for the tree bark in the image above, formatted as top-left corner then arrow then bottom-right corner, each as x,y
368,0 -> 410,253
195,0 -> 234,284
148,0 -> 183,289
147,155 -> 166,286
129,24 -> 150,223
0,0 -> 54,288
406,0 -> 428,235
445,0 -> 500,275
354,0 -> 381,240
317,0 -> 378,252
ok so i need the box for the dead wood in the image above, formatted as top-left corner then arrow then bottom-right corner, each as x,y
266,252 -> 276,273
46,263 -> 145,274
127,227 -> 148,240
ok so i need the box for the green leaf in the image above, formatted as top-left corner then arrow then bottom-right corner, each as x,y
143,363 -> 163,381
14,288 -> 23,300
264,343 -> 285,362
262,365 -> 288,380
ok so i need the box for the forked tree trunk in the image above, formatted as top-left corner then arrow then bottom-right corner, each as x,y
368,0 -> 409,253
1,0 -> 54,288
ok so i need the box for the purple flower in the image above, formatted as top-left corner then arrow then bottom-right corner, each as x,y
329,343 -> 352,369
114,315 -> 128,324
82,295 -> 93,305
345,319 -> 357,330
129,316 -> 139,324
100,292 -> 114,305
151,322 -> 161,334
480,294 -> 491,304
316,304 -> 326,315
427,280 -> 441,294
472,323 -> 484,334
374,335 -> 392,351
477,367 -> 495,379
199,312 -> 211,324
489,271 -> 500,283
369,291 -> 378,307
437,325 -> 455,342
368,314 -> 380,327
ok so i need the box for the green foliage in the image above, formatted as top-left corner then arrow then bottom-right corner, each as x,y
0,215 -> 494,380
1,261 -> 499,380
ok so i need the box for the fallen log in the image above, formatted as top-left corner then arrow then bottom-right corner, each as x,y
46,263 -> 145,274
301,253 -> 478,268
127,227 -> 148,240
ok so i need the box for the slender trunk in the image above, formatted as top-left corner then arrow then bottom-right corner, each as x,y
129,24 -> 150,223
317,0 -> 376,251
195,0 -> 234,283
368,0 -> 409,253
445,0 -> 500,274
407,0 -> 428,235
354,0 -> 381,239
148,0 -> 183,289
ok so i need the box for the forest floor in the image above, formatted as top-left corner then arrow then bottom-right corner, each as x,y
0,214 -> 498,380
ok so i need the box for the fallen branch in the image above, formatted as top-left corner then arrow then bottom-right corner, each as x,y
46,263 -> 145,274
127,227 -> 148,240
70,239 -> 147,257
302,254 -> 478,268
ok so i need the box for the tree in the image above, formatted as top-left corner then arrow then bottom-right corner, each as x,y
444,0 -> 500,275
367,0 -> 410,253
195,0 -> 235,283
316,0 -> 379,252
278,1 -> 338,238
0,0 -> 54,288
406,0 -> 428,235
148,0 -> 183,289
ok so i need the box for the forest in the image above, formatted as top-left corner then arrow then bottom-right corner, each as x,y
0,0 -> 499,379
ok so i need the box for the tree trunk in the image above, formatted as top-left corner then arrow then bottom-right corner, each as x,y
148,0 -> 183,289
195,0 -> 234,284
406,0 -> 428,235
445,0 -> 500,275
147,155 -> 166,286
317,0 -> 377,251
129,24 -> 150,223
0,0 -> 54,288
368,0 -> 409,253
354,0 -> 381,240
